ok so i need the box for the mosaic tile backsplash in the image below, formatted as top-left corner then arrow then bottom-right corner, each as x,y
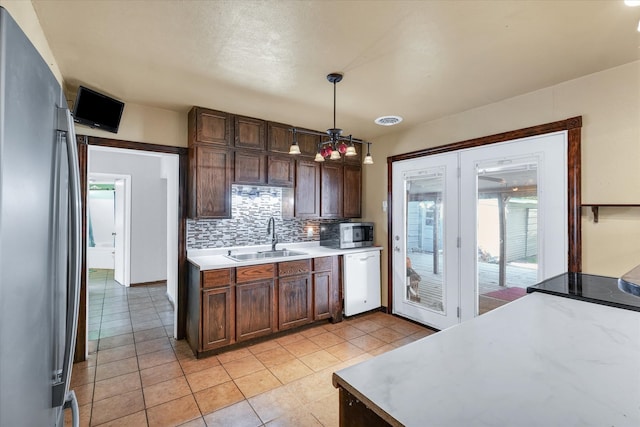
187,185 -> 344,249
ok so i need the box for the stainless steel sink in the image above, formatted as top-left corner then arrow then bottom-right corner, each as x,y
225,249 -> 307,262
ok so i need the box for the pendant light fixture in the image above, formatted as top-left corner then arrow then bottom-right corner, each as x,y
363,142 -> 374,165
289,73 -> 373,165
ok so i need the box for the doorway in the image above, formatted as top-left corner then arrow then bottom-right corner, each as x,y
87,173 -> 131,286
86,145 -> 179,344
391,132 -> 568,330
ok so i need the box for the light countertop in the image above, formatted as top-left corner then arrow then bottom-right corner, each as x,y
187,242 -> 382,270
332,292 -> 640,426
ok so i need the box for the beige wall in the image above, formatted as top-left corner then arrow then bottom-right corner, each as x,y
363,61 -> 640,306
0,0 -> 62,83
71,100 -> 187,148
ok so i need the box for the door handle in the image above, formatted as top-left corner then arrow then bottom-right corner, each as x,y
53,107 -> 81,408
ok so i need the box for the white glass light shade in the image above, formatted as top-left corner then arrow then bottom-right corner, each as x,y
314,152 -> 325,162
288,143 -> 301,155
329,150 -> 341,160
345,145 -> 357,156
363,153 -> 374,165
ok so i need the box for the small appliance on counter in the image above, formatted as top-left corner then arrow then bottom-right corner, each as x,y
320,222 -> 374,249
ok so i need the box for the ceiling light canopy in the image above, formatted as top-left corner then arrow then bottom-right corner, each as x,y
624,1 -> 640,7
289,73 -> 373,165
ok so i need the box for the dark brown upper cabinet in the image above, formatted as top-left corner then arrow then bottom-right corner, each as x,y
189,145 -> 232,218
267,155 -> 295,187
234,151 -> 266,185
187,105 -> 363,219
295,160 -> 321,218
297,131 -> 321,157
189,107 -> 231,147
267,122 -> 293,154
320,162 -> 344,218
234,115 -> 266,150
343,164 -> 362,218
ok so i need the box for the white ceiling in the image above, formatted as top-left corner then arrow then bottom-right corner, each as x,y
32,1 -> 640,141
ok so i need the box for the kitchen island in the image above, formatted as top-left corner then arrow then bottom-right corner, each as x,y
332,291 -> 640,426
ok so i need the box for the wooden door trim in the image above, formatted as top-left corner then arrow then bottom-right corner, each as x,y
74,135 -> 188,362
386,116 -> 582,314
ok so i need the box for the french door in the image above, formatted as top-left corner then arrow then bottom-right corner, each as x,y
392,132 -> 567,329
391,152 -> 460,328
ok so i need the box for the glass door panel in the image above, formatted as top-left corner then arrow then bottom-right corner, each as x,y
405,171 -> 445,313
392,153 -> 459,330
459,132 -> 568,322
476,158 -> 539,315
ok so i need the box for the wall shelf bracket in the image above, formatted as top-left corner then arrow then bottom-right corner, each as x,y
582,204 -> 640,224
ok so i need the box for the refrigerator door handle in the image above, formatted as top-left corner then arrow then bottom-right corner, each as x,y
62,391 -> 80,427
52,107 -> 81,410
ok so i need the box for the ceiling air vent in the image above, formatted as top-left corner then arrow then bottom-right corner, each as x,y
374,115 -> 403,126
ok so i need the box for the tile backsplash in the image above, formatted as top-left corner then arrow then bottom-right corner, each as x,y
187,185 -> 343,249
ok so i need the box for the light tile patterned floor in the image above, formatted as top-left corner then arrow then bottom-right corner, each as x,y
68,270 -> 436,426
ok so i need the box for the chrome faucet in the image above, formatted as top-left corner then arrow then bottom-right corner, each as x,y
267,216 -> 278,251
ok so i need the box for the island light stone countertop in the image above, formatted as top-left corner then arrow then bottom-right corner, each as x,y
187,242 -> 382,270
332,292 -> 640,426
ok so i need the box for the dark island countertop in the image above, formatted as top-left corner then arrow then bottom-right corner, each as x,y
526,272 -> 640,312
619,264 -> 640,297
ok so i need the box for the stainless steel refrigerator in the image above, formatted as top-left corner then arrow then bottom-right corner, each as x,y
0,7 -> 81,427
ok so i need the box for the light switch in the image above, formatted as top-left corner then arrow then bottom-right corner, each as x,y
382,200 -> 387,212
307,227 -> 313,237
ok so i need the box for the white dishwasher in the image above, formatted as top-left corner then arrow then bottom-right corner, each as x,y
343,250 -> 381,316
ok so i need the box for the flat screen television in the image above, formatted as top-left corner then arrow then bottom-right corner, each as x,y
72,86 -> 124,134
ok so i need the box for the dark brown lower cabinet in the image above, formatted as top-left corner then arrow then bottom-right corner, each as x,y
236,279 -> 276,342
187,256 -> 342,357
313,256 -> 341,321
202,286 -> 234,350
278,259 -> 312,330
338,387 -> 392,427
278,274 -> 312,330
313,271 -> 332,320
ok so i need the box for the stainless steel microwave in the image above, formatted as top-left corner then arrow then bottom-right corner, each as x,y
320,222 -> 374,249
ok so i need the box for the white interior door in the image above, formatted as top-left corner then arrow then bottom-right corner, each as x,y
391,153 -> 460,329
